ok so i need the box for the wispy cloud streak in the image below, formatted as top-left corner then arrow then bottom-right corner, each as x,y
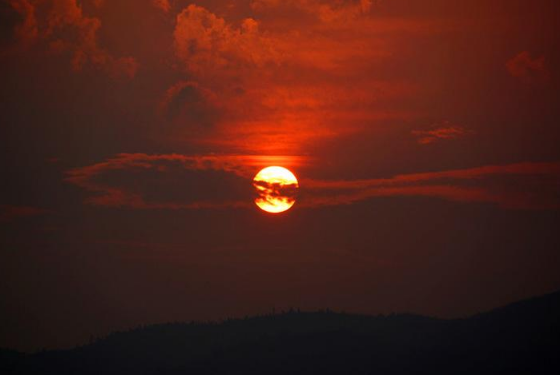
66,155 -> 560,211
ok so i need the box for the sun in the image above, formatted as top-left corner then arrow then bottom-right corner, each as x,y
253,166 -> 299,214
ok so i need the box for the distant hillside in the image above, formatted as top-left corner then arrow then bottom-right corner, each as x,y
0,349 -> 24,374
3,291 -> 560,374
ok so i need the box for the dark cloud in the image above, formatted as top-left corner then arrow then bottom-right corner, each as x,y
412,122 -> 470,144
66,155 -> 560,212
506,51 -> 549,84
161,81 -> 222,129
301,162 -> 560,210
0,0 -> 23,50
0,205 -> 49,222
6,0 -> 138,78
65,154 -> 257,209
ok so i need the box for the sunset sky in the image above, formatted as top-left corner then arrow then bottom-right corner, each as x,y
1,0 -> 560,351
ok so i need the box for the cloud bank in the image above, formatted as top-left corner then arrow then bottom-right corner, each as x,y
66,155 -> 560,211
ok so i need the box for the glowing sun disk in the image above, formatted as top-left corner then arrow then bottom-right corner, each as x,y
253,166 -> 299,214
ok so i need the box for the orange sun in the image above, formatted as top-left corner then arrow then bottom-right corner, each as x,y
253,166 -> 299,213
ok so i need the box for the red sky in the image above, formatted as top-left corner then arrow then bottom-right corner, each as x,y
1,0 -> 560,351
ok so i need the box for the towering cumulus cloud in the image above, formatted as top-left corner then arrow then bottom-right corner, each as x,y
6,0 -> 138,78
173,4 -> 279,76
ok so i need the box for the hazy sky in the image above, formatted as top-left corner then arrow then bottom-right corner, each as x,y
1,0 -> 560,351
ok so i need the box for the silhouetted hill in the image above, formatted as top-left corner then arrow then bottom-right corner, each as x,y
0,349 -> 25,374
3,291 -> 560,374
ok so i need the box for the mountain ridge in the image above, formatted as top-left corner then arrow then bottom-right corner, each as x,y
3,290 -> 560,374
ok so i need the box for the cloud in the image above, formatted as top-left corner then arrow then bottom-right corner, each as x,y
2,0 -> 37,48
6,0 -> 138,78
90,0 -> 105,8
152,0 -> 170,13
160,81 -> 222,128
65,153 -> 307,210
66,155 -> 560,212
0,205 -> 49,222
300,162 -> 560,210
162,1 -> 450,155
173,5 -> 279,76
506,51 -> 549,84
167,3 -> 423,154
412,122 -> 470,144
251,0 -> 375,22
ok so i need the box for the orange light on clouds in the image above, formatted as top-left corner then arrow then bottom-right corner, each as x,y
253,166 -> 299,213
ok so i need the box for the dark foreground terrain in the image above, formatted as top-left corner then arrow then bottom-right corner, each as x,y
2,291 -> 560,374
